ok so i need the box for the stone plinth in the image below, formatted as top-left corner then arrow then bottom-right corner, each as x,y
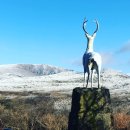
68,87 -> 112,130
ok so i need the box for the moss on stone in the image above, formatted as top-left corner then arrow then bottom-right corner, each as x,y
98,97 -> 106,106
68,87 -> 112,130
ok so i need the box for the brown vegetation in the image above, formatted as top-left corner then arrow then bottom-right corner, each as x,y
0,92 -> 130,130
113,113 -> 130,130
0,92 -> 69,130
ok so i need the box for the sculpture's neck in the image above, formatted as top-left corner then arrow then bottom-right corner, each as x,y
85,33 -> 96,52
86,39 -> 94,52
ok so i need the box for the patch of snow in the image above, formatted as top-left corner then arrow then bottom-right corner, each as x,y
0,64 -> 68,77
0,64 -> 130,98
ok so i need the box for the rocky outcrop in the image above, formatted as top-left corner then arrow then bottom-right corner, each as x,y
68,87 -> 112,130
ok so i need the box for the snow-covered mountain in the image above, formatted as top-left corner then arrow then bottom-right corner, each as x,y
0,64 -> 68,77
0,64 -> 130,99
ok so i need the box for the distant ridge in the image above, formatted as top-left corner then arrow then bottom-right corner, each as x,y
0,64 -> 69,77
0,65 -> 130,95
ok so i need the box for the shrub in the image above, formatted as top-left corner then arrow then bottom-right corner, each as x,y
113,113 -> 130,130
0,93 -> 69,130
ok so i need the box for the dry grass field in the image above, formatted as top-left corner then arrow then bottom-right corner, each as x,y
0,91 -> 130,130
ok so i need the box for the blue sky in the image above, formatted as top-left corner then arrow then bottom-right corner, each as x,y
0,0 -> 130,73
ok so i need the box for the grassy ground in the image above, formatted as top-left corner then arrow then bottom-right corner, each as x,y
0,91 -> 129,130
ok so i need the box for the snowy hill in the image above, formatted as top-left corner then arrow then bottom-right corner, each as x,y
0,64 -> 68,77
0,64 -> 130,99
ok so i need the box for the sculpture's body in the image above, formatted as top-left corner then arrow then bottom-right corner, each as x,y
83,19 -> 102,88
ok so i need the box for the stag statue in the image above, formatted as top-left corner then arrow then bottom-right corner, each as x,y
83,18 -> 102,88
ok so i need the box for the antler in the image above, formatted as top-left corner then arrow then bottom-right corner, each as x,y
83,18 -> 88,34
93,19 -> 99,34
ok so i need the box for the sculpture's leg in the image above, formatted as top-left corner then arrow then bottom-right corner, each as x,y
83,73 -> 86,87
97,69 -> 100,88
84,72 -> 87,87
86,73 -> 89,88
91,70 -> 93,88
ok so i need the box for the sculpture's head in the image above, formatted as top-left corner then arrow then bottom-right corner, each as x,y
83,18 -> 99,40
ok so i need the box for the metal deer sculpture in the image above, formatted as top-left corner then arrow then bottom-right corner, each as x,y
83,18 -> 102,88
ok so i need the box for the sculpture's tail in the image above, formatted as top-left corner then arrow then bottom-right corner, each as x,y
88,58 -> 94,64
88,58 -> 96,70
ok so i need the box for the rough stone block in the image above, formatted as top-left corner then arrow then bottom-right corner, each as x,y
68,87 -> 112,130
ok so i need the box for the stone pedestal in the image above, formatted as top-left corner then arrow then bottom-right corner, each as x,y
68,87 -> 112,130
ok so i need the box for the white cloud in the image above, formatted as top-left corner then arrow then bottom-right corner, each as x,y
128,60 -> 130,65
71,57 -> 82,66
100,52 -> 114,65
117,41 -> 130,53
